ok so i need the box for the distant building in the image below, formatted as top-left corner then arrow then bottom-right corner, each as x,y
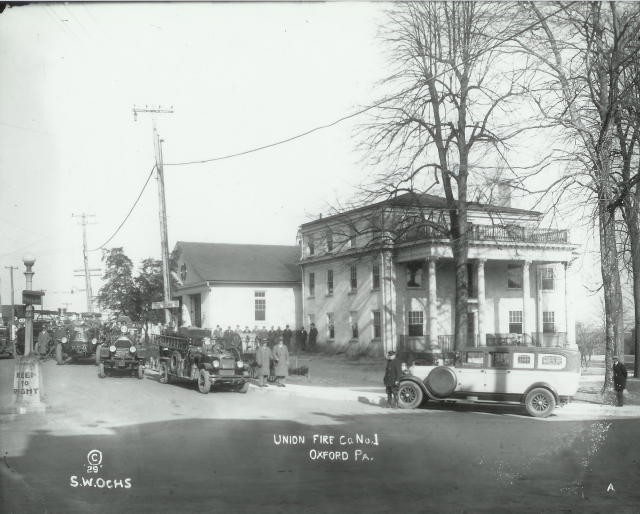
172,242 -> 301,330
298,193 -> 578,356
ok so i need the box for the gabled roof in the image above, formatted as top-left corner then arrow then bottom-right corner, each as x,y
174,242 -> 301,284
300,192 -> 541,229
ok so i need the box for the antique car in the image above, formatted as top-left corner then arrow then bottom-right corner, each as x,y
397,345 -> 581,418
0,326 -> 13,358
96,324 -> 146,378
157,327 -> 249,394
55,321 -> 101,365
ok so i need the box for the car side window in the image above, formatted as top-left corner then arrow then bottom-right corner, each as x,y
461,351 -> 485,368
489,352 -> 510,368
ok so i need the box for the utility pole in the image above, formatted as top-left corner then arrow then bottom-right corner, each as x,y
133,105 -> 175,325
72,213 -> 97,312
5,266 -> 17,344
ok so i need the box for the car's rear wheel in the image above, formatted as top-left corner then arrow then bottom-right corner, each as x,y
198,369 -> 211,394
398,381 -> 424,409
524,388 -> 556,418
159,362 -> 170,384
98,362 -> 105,378
137,365 -> 144,380
56,343 -> 64,365
236,381 -> 249,394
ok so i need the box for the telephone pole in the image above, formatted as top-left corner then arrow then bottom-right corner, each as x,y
5,265 -> 17,343
133,104 -> 175,325
72,213 -> 96,312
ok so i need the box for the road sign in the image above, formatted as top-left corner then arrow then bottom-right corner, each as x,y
151,300 -> 179,309
22,290 -> 45,306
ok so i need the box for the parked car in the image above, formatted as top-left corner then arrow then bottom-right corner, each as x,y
55,322 -> 101,365
156,327 -> 249,394
397,345 -> 581,417
96,324 -> 145,379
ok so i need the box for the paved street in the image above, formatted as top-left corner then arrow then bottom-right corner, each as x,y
2,359 -> 640,513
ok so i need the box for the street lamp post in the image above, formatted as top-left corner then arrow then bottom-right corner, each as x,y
23,255 -> 35,357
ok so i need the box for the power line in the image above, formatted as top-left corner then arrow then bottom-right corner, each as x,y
93,3 -> 575,247
91,165 -> 156,251
164,2 -> 575,168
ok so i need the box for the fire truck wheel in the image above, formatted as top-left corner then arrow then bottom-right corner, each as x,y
98,363 -> 105,378
198,369 -> 211,394
55,343 -> 64,365
236,382 -> 249,394
137,366 -> 144,380
159,362 -> 170,384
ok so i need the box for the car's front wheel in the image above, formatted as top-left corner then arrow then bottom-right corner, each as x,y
524,388 -> 556,418
198,369 -> 211,394
397,381 -> 424,409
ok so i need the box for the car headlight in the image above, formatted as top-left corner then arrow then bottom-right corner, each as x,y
109,345 -> 116,352
130,346 -> 136,353
92,338 -> 97,344
236,360 -> 244,368
120,325 -> 128,334
212,360 -> 220,368
61,337 -> 68,343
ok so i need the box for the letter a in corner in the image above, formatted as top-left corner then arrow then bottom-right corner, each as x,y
606,483 -> 615,493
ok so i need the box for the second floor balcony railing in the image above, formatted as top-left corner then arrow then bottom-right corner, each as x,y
470,224 -> 569,244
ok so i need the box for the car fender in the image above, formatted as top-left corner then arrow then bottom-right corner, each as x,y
523,382 -> 558,402
399,375 -> 436,400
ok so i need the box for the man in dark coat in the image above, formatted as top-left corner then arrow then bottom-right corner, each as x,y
613,356 -> 628,407
383,350 -> 403,408
296,327 -> 308,352
282,325 -> 293,347
308,323 -> 318,352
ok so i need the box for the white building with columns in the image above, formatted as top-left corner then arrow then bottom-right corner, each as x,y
298,193 -> 578,357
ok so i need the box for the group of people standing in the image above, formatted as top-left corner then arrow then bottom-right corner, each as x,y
211,323 -> 319,353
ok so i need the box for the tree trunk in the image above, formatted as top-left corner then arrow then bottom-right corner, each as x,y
599,199 -> 624,393
623,193 -> 640,378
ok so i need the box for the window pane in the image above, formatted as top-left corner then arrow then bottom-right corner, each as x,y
308,273 -> 315,296
408,310 -> 424,336
350,265 -> 357,290
406,262 -> 423,287
372,263 -> 380,289
373,310 -> 381,338
350,311 -> 358,339
327,312 -> 335,339
490,352 -> 510,368
255,298 -> 265,321
327,270 -> 333,295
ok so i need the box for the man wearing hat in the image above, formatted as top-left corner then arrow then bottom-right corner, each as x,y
383,350 -> 403,408
613,356 -> 628,407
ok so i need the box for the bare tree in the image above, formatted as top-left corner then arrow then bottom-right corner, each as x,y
360,1 -> 536,350
517,1 -> 640,391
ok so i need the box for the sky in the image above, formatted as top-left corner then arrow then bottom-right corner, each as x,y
0,1 -> 606,322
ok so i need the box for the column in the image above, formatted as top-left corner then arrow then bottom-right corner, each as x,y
428,258 -> 438,349
477,259 -> 486,346
564,262 -> 576,347
522,260 -> 531,344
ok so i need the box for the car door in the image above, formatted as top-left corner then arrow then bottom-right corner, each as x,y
484,351 -> 511,395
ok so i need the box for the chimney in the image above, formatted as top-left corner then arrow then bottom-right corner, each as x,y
494,180 -> 512,208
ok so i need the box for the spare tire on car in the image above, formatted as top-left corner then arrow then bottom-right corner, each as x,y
425,366 -> 457,398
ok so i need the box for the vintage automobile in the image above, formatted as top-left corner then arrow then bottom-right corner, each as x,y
0,326 -> 13,358
397,345 -> 581,418
55,321 -> 101,365
156,327 -> 249,394
96,324 -> 145,379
